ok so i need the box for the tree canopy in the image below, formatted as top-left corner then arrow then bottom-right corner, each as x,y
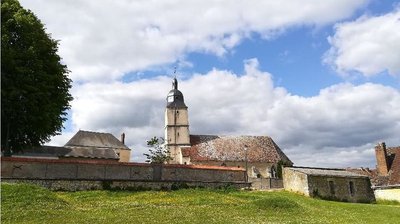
144,137 -> 172,164
1,0 -> 72,154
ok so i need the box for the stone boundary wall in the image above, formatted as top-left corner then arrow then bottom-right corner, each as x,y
1,157 -> 249,190
282,167 -> 309,195
249,177 -> 283,190
373,186 -> 400,202
2,179 -> 249,191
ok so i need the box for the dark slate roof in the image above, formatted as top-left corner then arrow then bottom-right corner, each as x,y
182,135 -> 292,164
166,89 -> 187,108
166,78 -> 187,108
19,146 -> 71,158
18,146 -> 119,160
65,130 -> 130,150
289,167 -> 367,178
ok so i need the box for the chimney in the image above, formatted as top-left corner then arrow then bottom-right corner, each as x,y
121,133 -> 125,144
375,142 -> 389,176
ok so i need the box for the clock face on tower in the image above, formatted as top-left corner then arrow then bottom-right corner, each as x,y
167,96 -> 174,103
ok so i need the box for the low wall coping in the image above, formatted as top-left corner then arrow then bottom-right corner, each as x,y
373,184 -> 400,190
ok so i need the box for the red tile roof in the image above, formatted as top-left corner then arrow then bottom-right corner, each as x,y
182,135 -> 292,164
387,146 -> 400,185
348,145 -> 400,186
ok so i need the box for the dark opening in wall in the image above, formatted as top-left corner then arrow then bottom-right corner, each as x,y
328,180 -> 335,195
349,181 -> 355,196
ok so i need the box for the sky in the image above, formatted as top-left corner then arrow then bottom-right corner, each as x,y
19,0 -> 400,168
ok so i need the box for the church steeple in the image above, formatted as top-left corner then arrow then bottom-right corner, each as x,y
166,78 -> 186,108
165,77 -> 190,164
173,77 -> 178,90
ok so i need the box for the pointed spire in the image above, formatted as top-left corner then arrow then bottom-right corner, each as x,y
172,66 -> 178,90
172,78 -> 178,90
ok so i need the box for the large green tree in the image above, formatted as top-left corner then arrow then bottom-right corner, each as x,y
1,0 -> 72,154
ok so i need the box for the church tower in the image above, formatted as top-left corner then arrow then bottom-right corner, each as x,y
165,78 -> 190,164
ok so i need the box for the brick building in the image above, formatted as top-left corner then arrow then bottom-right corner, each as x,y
374,142 -> 400,186
348,142 -> 400,202
347,142 -> 400,187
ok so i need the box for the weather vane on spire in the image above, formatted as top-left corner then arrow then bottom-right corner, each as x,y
173,66 -> 177,78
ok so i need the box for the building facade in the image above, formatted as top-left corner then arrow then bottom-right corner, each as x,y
348,142 -> 400,202
283,167 -> 375,203
374,142 -> 400,186
164,78 -> 191,164
164,78 -> 292,183
13,130 -> 131,163
65,130 -> 131,162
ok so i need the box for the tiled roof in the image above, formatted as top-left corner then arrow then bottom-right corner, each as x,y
65,130 -> 130,150
290,167 -> 367,178
18,146 -> 119,160
347,145 -> 400,186
387,147 -> 400,185
19,146 -> 71,158
61,147 -> 119,160
182,135 -> 292,164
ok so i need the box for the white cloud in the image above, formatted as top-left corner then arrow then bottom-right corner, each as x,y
51,59 -> 400,168
325,8 -> 400,77
21,0 -> 397,168
20,0 -> 368,82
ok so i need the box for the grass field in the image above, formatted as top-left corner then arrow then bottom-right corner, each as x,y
1,183 -> 399,224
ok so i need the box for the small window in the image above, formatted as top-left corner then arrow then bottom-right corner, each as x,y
328,181 -> 335,195
270,166 -> 277,178
349,181 -> 355,196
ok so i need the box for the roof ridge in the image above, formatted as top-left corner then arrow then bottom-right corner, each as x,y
291,166 -> 346,171
190,134 -> 273,138
77,130 -> 114,135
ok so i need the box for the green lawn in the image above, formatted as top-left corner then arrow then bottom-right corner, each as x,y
1,183 -> 399,224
